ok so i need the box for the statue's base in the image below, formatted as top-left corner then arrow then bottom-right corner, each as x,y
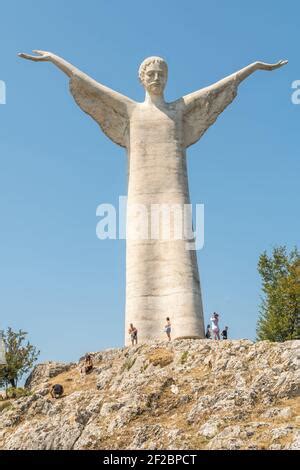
173,335 -> 204,341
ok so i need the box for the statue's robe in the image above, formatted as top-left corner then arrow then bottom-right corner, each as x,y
69,71 -> 238,344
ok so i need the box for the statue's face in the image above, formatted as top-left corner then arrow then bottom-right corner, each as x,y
142,63 -> 167,95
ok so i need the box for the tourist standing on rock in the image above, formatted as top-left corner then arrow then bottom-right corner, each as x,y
221,326 -> 229,340
205,324 -> 212,339
164,317 -> 171,341
82,354 -> 93,374
210,312 -> 220,340
128,323 -> 138,346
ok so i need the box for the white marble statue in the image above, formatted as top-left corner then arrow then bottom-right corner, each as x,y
19,50 -> 287,344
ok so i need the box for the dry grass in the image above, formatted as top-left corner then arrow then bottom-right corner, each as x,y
0,401 -> 12,412
48,365 -> 98,396
147,348 -> 174,368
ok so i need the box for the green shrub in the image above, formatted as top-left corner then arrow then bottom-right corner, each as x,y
141,362 -> 149,372
180,351 -> 189,364
6,387 -> 31,399
0,401 -> 12,412
121,357 -> 136,372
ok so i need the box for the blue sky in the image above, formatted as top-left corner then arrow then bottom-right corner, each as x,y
0,0 -> 299,364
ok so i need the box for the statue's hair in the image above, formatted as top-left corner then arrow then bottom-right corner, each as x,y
138,56 -> 168,82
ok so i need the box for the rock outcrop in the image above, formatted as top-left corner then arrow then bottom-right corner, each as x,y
25,362 -> 76,390
0,339 -> 299,450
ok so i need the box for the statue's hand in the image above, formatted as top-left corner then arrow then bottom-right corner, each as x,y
18,50 -> 52,62
256,59 -> 288,71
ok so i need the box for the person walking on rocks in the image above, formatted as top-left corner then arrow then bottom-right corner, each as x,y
210,312 -> 220,340
128,323 -> 138,346
164,317 -> 171,342
82,354 -> 93,374
50,384 -> 64,399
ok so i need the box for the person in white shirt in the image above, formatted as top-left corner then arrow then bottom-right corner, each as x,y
210,312 -> 220,340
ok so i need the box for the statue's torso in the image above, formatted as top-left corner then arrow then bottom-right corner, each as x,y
128,101 -> 189,204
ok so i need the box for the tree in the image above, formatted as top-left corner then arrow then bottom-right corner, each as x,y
256,246 -> 300,342
0,328 -> 40,389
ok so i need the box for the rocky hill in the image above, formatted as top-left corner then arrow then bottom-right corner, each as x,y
0,339 -> 299,450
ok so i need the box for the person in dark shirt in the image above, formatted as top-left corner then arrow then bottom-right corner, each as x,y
221,326 -> 228,340
205,324 -> 211,339
50,383 -> 64,399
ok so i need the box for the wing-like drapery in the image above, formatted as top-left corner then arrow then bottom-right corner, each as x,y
69,71 -> 135,148
182,75 -> 239,148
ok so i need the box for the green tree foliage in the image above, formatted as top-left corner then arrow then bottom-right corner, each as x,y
0,328 -> 40,388
256,246 -> 300,342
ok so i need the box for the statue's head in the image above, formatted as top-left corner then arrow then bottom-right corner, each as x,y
139,56 -> 168,96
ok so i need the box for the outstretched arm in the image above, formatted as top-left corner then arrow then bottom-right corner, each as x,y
18,50 -> 136,147
18,50 -> 79,77
183,59 -> 288,111
182,59 -> 288,148
18,50 -> 135,109
235,59 -> 288,83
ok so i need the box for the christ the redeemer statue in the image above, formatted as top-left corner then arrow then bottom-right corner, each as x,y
19,50 -> 287,344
